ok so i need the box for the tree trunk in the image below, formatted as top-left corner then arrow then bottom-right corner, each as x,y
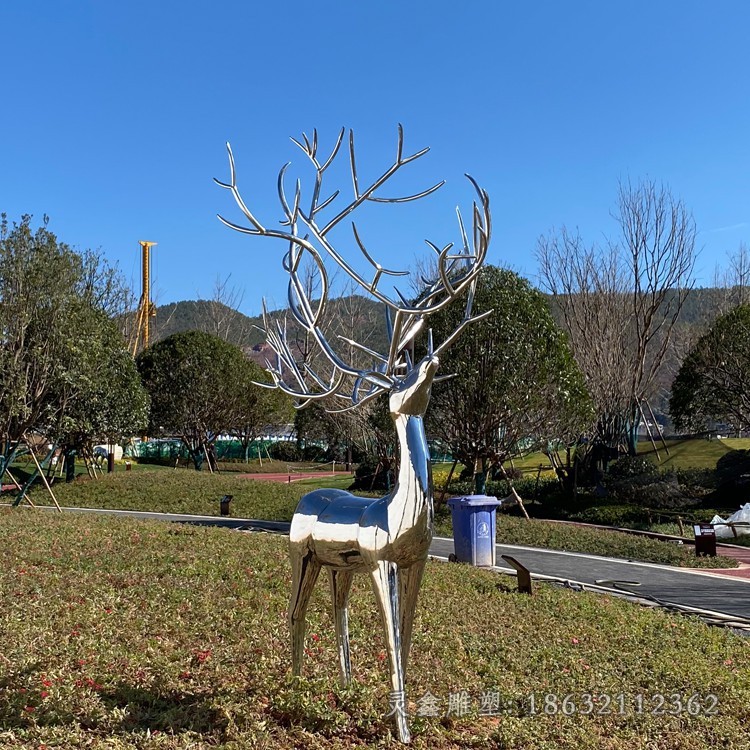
473,458 -> 488,495
207,444 -> 218,472
473,472 -> 487,495
626,405 -> 639,456
65,449 -> 76,483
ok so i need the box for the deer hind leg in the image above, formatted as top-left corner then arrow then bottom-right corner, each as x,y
288,548 -> 321,677
370,560 -> 410,744
328,568 -> 354,686
399,560 -> 425,680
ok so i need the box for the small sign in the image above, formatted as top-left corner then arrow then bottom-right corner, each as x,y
694,523 -> 715,537
694,523 -> 717,557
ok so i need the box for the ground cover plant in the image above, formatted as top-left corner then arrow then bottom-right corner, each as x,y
0,510 -> 748,749
21,471 -> 737,569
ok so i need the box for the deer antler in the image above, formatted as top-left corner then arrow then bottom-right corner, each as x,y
215,126 -> 491,407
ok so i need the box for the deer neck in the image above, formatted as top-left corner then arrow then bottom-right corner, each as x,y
388,413 -> 433,531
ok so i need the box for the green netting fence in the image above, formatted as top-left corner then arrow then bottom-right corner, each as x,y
126,439 -> 454,463
126,439 -> 286,462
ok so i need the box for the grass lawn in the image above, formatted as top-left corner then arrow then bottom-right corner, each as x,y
637,437 -> 750,470
45,470 -> 306,521
25,471 -> 738,569
1,510 -> 748,749
469,437 -> 750,475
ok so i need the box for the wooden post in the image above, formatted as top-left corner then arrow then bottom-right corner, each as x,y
439,458 -> 458,504
499,464 -> 530,520
644,399 -> 670,456
5,468 -> 34,506
638,400 -> 660,461
501,555 -> 533,595
25,440 -> 62,512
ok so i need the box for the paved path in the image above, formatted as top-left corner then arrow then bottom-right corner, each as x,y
545,518 -> 750,565
429,537 -> 750,622
237,472 -> 354,483
17,505 -> 750,623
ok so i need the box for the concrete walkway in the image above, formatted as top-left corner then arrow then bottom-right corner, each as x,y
237,471 -> 353,483
429,536 -> 750,622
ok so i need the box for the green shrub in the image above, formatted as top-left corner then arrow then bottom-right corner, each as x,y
713,449 -> 750,505
350,455 -> 394,491
716,448 -> 750,483
607,455 -> 658,480
135,455 -> 180,468
268,441 -> 301,462
454,464 -> 524,483
670,466 -> 716,490
570,504 -> 648,527
602,456 -> 709,511
301,444 -> 327,461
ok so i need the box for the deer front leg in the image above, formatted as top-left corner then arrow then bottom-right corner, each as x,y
328,568 -> 354,686
288,548 -> 321,677
370,560 -> 411,744
399,560 -> 425,680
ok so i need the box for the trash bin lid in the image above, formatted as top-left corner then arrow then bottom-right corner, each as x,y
447,495 -> 501,508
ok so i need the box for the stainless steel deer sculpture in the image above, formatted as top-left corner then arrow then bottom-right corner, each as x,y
216,126 -> 490,743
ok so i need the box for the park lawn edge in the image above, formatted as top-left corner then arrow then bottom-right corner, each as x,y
0,510 -> 749,749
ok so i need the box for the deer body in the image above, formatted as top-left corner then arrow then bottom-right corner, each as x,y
216,126 -> 490,744
288,358 -> 438,744
290,392 -> 435,571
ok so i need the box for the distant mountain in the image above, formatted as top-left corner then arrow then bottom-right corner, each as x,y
151,286 -> 735,357
153,300 -> 262,347
150,295 -> 390,367
146,285 -> 739,420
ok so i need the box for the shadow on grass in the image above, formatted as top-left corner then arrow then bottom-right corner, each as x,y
0,674 -> 230,737
98,684 -> 230,734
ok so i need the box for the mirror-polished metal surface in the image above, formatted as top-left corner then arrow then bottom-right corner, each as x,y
217,127 -> 491,744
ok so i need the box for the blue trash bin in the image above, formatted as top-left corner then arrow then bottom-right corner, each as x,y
447,495 -> 501,567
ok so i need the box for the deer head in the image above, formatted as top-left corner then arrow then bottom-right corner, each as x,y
388,352 -> 439,418
214,126 -> 491,416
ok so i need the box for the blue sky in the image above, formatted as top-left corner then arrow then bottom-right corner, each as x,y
1,1 -> 748,315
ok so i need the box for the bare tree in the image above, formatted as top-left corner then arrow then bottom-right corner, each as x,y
537,179 -> 697,460
728,242 -> 750,305
713,242 -> 750,314
199,273 -> 248,344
